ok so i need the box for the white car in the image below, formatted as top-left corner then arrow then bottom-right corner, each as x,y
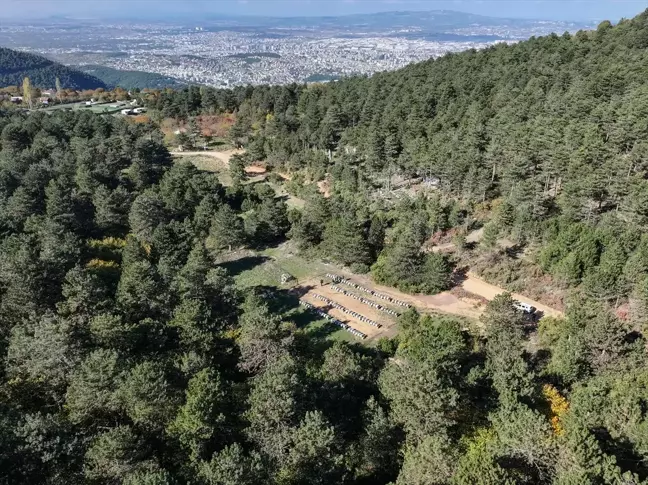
513,301 -> 536,314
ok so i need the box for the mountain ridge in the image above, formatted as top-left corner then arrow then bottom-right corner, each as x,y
2,9 -> 594,31
0,47 -> 106,90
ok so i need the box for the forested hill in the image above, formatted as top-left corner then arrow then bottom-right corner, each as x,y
0,47 -> 106,90
148,9 -> 648,223
0,110 -> 647,483
78,65 -> 185,90
146,10 -> 648,303
4,10 -> 648,485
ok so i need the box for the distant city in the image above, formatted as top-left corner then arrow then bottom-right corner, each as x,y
0,11 -> 594,87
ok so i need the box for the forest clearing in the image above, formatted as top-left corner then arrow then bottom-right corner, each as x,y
171,149 -> 242,171
223,240 -> 561,345
178,151 -> 563,342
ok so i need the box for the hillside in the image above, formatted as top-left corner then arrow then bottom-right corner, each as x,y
0,47 -> 106,90
147,10 -> 648,304
78,65 -> 185,90
0,93 -> 643,485
3,9 -> 648,485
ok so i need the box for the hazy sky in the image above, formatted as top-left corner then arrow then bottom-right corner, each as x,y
2,0 -> 646,21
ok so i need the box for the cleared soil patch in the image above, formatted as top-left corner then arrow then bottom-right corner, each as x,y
171,149 -> 244,171
299,279 -> 399,341
227,241 -> 563,346
245,164 -> 267,175
296,272 -> 489,341
332,270 -> 562,322
461,272 -> 564,318
337,271 -> 483,321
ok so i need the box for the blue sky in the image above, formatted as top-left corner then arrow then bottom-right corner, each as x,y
2,0 -> 646,21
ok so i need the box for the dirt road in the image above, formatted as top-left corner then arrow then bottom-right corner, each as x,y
424,227 -> 563,318
300,267 -> 564,343
337,271 -> 483,321
461,273 -> 563,318
329,269 -> 563,323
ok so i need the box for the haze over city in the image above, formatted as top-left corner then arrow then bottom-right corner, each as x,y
3,1 -> 644,88
2,0 -> 646,21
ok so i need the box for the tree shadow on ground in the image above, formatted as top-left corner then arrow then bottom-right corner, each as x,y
246,235 -> 290,251
451,265 -> 469,287
248,284 -> 312,315
246,284 -> 343,346
251,284 -> 386,361
218,255 -> 270,276
504,243 -> 525,259
595,428 -> 648,480
293,318 -> 346,361
301,319 -> 343,340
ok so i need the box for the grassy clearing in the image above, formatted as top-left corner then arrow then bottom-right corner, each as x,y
180,154 -> 306,208
225,246 -> 325,289
261,245 -> 326,280
174,154 -> 234,186
267,181 -> 305,209
179,155 -> 227,173
221,244 -> 352,343
230,255 -> 282,289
